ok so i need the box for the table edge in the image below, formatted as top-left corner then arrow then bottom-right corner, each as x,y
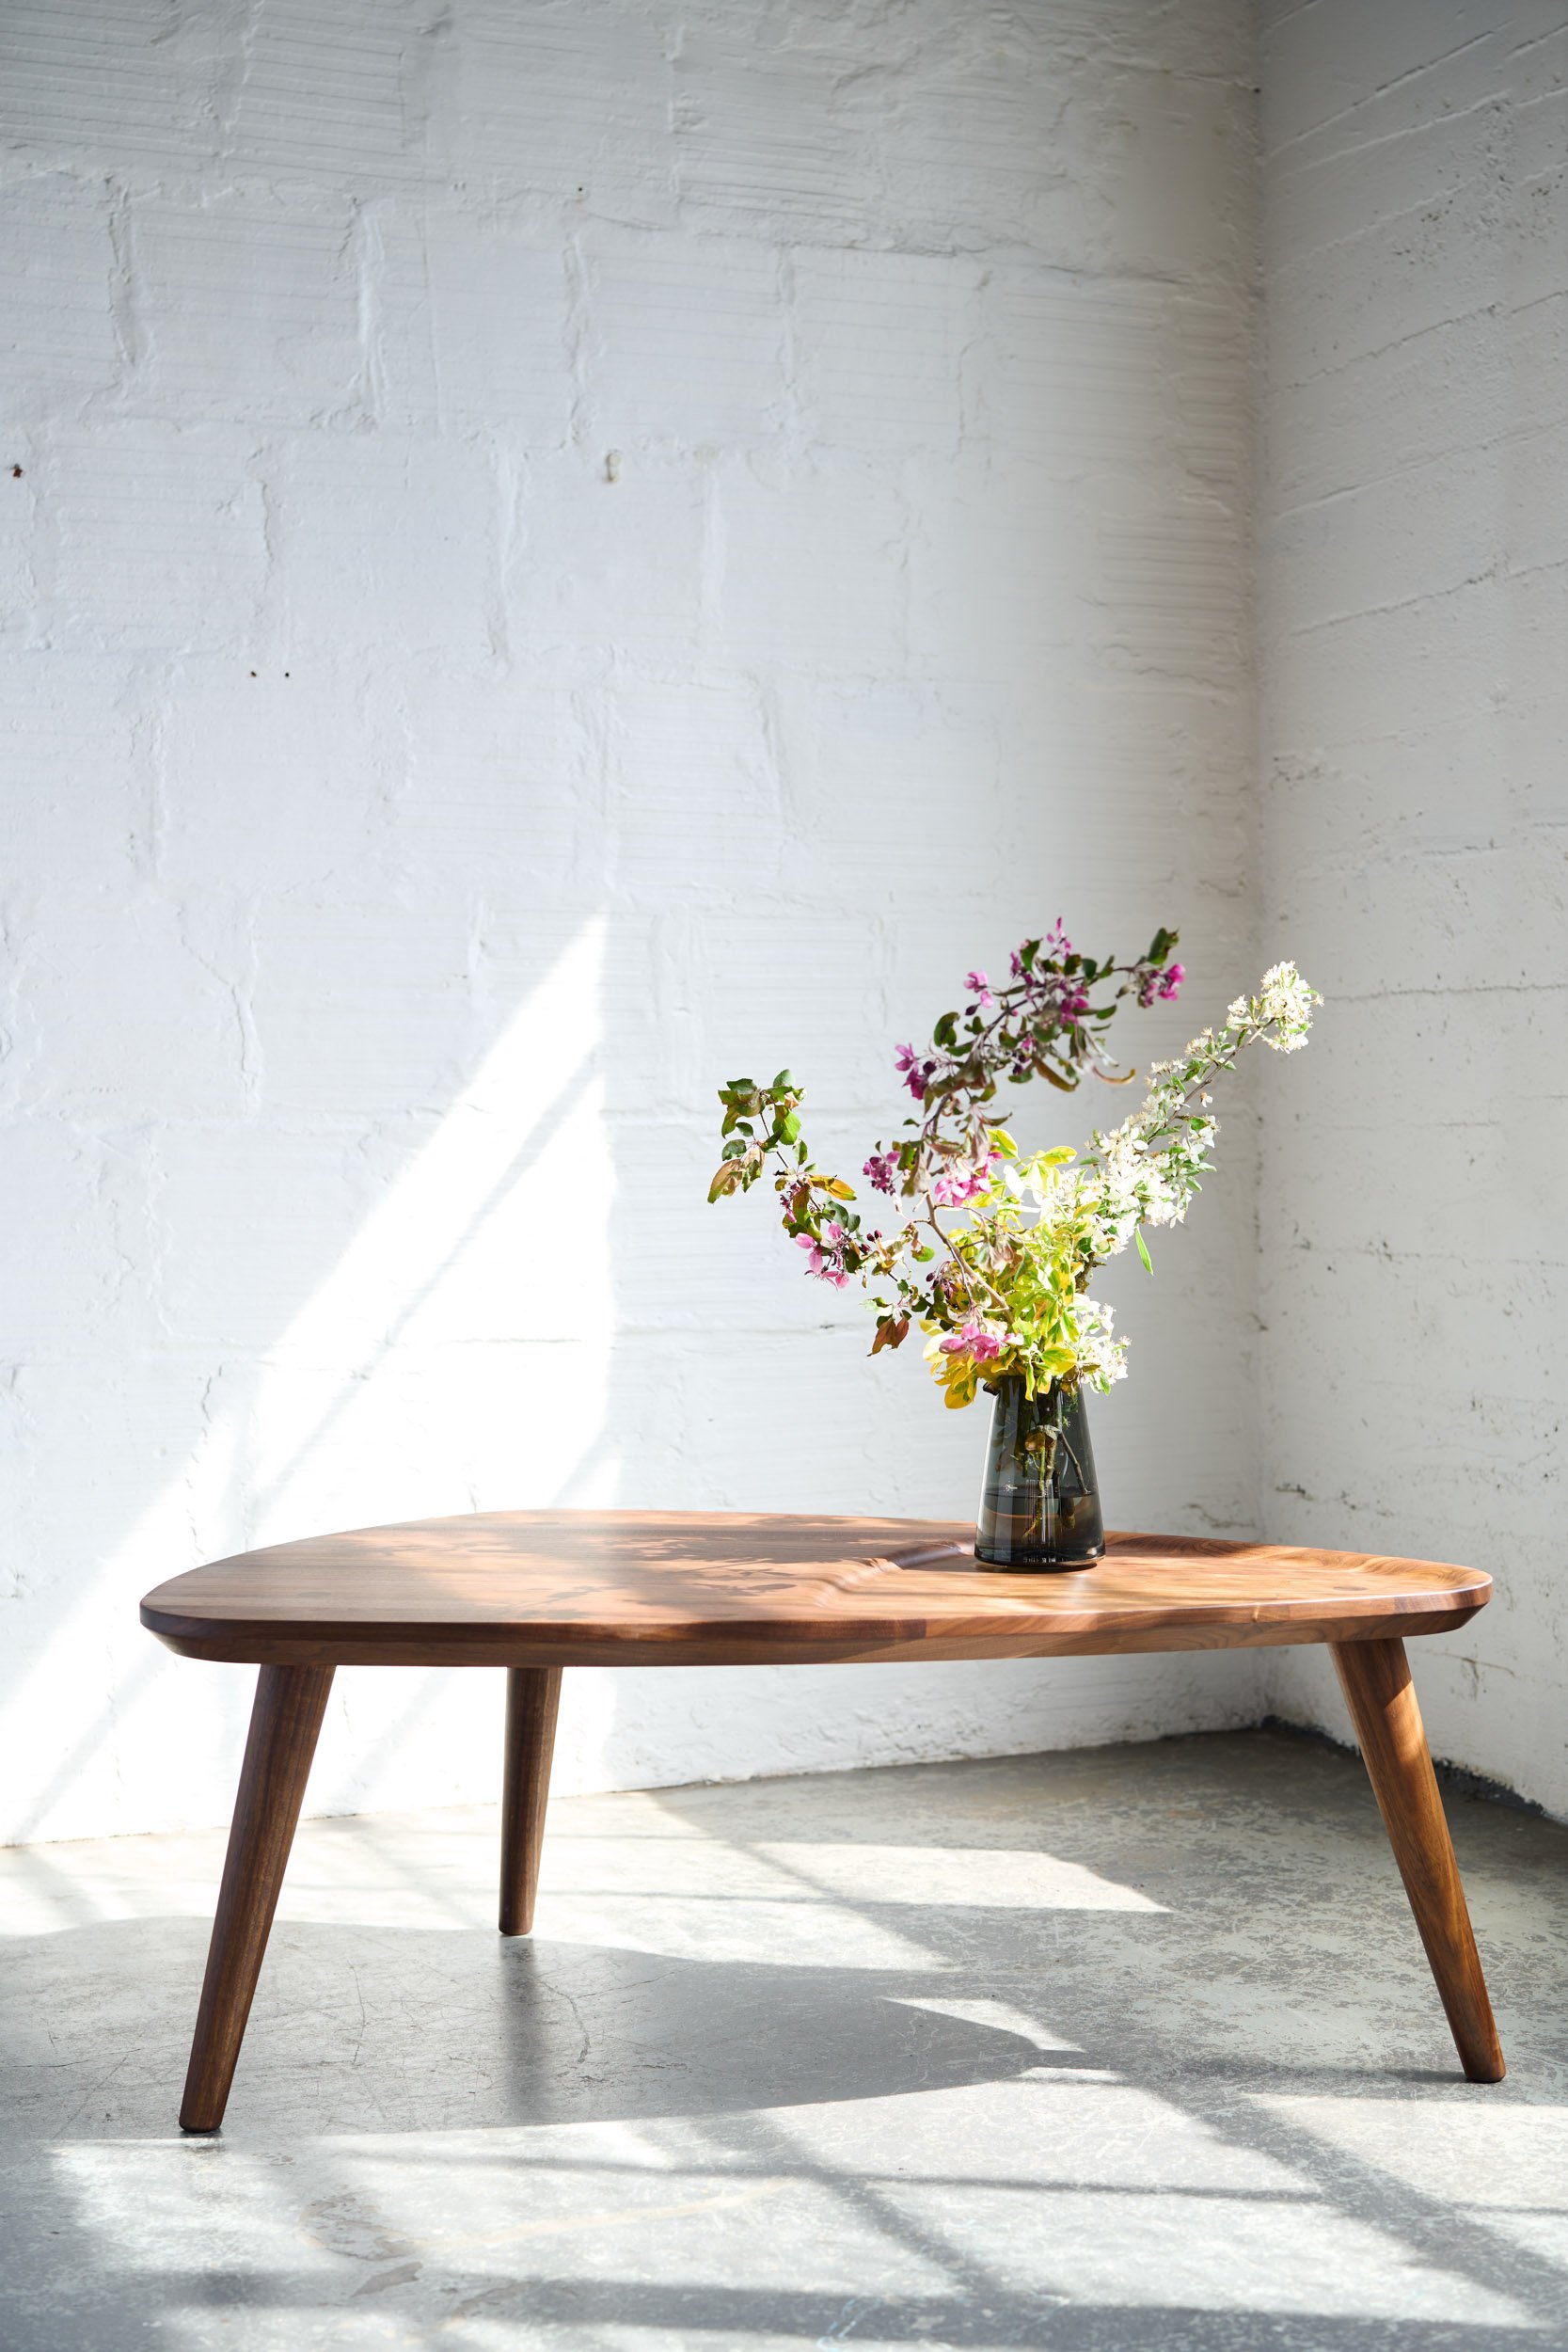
138,1515 -> 1493,1667
141,1588 -> 1491,1669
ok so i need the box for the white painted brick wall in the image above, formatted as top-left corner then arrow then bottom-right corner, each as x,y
0,0 -> 1261,1844
1258,1 -> 1568,1811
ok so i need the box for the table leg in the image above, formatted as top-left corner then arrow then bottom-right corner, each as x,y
1332,1637 -> 1504,2083
179,1663 -> 336,2133
499,1665 -> 562,1935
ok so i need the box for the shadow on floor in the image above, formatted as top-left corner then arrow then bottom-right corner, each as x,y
0,1919 -> 1065,2140
4,1732 -> 1567,2350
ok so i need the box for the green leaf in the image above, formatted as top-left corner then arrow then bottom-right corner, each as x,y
775,1111 -> 801,1144
1135,1227 -> 1154,1274
771,1068 -> 796,1091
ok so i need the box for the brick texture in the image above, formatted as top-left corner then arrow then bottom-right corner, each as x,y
1259,1 -> 1568,1813
0,0 -> 1259,1842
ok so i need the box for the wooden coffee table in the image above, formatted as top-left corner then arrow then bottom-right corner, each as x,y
140,1512 -> 1504,2130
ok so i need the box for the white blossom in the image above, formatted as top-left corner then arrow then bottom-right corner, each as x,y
942,962 -> 1317,1398
1258,960 -> 1318,1046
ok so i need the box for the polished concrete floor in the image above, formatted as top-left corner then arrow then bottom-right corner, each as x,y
3,1725 -> 1568,2349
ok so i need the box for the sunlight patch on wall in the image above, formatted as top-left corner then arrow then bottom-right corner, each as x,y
0,920 -> 614,1843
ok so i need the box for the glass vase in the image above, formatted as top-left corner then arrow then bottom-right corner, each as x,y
974,1375 -> 1104,1569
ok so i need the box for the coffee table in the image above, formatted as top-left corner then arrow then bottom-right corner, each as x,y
139,1512 -> 1504,2130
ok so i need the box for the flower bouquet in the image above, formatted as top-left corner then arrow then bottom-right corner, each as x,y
708,923 -> 1318,1566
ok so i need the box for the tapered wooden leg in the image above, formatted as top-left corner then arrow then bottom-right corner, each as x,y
1333,1638 -> 1504,2083
180,1663 -> 335,2133
499,1666 -> 562,1936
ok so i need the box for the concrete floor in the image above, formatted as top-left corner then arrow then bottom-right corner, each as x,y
3,1728 -> 1568,2350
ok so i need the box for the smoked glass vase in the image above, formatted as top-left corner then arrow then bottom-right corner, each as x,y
974,1375 -> 1104,1569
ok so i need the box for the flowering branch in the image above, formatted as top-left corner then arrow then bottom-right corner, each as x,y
708,917 -> 1184,1356
867,917 -> 1183,1209
925,962 -> 1322,1407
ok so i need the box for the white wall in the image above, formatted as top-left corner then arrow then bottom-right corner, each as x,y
0,0 -> 1264,1845
1258,3 -> 1568,1809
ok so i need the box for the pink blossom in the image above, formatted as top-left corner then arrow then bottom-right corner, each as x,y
863,1149 -> 898,1196
894,1042 -> 927,1101
1013,923 -> 1074,980
940,1316 -> 1006,1362
1158,961 -> 1185,1000
795,1221 -> 850,1288
929,1152 -> 998,1208
965,969 -> 995,1010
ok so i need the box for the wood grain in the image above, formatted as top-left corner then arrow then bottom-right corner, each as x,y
1333,1638 -> 1505,2084
499,1664 -> 561,1937
179,1663 -> 335,2134
140,1513 -> 1491,1669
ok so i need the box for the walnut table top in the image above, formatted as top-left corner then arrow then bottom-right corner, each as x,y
140,1509 -> 1491,1669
